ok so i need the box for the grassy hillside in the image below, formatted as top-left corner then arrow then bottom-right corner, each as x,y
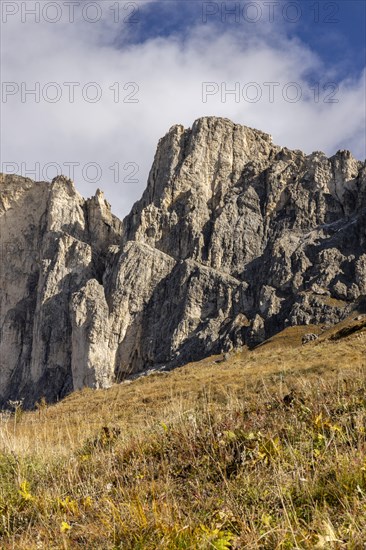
1,316 -> 366,548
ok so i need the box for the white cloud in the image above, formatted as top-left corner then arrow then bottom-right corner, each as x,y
1,1 -> 365,217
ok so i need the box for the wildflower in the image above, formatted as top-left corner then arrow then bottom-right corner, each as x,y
61,521 -> 71,533
19,481 -> 33,501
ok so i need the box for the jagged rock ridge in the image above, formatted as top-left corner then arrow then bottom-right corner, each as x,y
1,117 -> 365,407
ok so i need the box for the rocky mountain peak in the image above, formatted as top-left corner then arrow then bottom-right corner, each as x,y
1,117 -> 366,408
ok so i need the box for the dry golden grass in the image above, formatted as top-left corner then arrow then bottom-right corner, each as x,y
0,314 -> 366,548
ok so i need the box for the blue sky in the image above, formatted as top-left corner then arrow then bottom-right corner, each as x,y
1,0 -> 365,216
128,0 -> 365,80
295,0 -> 366,79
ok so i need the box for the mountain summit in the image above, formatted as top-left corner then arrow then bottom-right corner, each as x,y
1,117 -> 366,407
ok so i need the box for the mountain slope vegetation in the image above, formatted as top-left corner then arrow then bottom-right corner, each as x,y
1,314 -> 366,548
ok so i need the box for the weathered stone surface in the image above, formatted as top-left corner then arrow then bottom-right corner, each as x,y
302,333 -> 319,345
1,117 -> 365,407
0,174 -> 121,407
70,279 -> 112,390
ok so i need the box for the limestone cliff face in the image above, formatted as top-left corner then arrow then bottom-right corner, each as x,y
1,117 -> 365,407
0,175 -> 121,407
